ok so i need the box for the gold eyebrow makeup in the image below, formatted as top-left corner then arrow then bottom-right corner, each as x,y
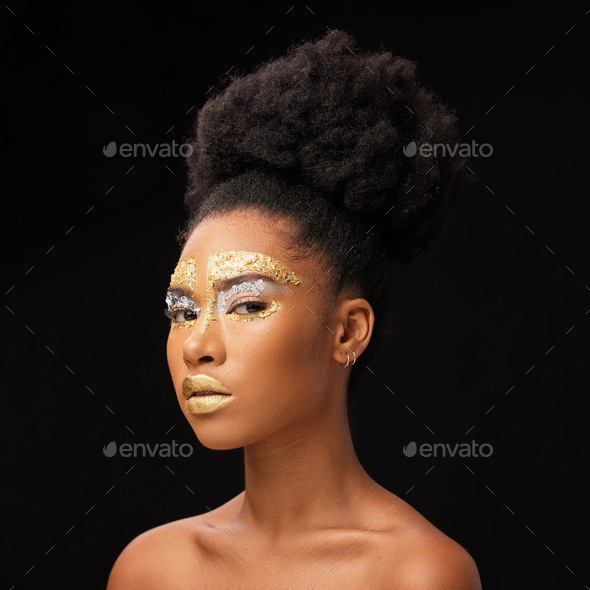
167,250 -> 304,332
169,257 -> 198,293
167,257 -> 199,329
199,250 -> 303,333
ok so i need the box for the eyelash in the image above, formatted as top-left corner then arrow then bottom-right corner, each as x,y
229,297 -> 267,315
165,307 -> 197,323
164,296 -> 268,323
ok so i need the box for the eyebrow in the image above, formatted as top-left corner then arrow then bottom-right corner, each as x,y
214,272 -> 281,293
166,285 -> 195,298
166,273 -> 281,299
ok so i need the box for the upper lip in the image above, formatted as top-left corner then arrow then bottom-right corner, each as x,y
182,374 -> 232,400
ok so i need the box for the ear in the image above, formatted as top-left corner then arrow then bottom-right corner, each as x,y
332,297 -> 374,367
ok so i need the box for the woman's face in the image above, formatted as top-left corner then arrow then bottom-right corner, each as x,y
166,209 -> 344,450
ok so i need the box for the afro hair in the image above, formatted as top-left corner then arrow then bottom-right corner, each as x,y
177,29 -> 468,431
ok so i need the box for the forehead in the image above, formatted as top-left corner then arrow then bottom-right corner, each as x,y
177,210 -> 308,279
168,212 -> 336,318
170,210 -> 331,300
181,209 -> 292,261
169,250 -> 303,287
170,211 -> 314,289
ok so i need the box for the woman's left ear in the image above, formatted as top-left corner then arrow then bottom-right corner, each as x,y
333,298 -> 374,363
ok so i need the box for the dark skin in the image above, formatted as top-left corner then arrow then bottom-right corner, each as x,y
107,209 -> 482,589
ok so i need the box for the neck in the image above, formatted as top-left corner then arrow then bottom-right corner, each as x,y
234,396 -> 377,539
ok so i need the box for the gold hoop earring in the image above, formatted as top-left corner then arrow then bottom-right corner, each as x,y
339,350 -> 357,368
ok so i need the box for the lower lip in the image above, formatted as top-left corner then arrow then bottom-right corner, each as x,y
187,394 -> 234,414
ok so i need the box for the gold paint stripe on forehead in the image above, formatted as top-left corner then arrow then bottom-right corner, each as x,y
199,250 -> 303,333
208,251 -> 303,286
169,257 -> 197,293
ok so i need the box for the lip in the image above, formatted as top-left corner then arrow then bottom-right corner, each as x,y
182,374 -> 233,400
186,393 -> 234,414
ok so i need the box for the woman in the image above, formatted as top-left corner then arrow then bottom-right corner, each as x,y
107,29 -> 482,589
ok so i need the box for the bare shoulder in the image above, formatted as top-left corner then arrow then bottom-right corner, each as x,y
106,491 -> 245,589
105,514 -> 205,590
365,489 -> 481,589
380,523 -> 482,589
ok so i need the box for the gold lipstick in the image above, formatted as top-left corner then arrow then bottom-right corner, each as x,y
181,374 -> 235,414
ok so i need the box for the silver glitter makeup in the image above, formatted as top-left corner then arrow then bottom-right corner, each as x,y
216,278 -> 266,314
167,251 -> 304,332
165,291 -> 201,323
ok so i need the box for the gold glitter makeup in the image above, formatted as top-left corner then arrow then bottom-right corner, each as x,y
172,318 -> 196,329
169,257 -> 198,293
168,257 -> 199,329
166,251 -> 304,331
226,298 -> 282,322
198,250 -> 303,334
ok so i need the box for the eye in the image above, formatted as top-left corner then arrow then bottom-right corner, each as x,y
164,292 -> 200,324
228,297 -> 268,316
165,307 -> 199,323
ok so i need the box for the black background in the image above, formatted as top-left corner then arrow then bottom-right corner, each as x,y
2,2 -> 589,588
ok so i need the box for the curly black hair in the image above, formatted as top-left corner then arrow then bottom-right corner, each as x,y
177,29 -> 468,432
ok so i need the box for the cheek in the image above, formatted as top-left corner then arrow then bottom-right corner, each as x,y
248,324 -> 328,431
166,333 -> 185,390
237,308 -> 326,393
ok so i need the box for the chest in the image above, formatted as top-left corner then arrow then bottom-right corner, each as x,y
194,543 -> 390,589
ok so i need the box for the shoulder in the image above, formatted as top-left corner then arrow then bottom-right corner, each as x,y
381,526 -> 482,590
364,487 -> 481,589
106,516 -> 203,590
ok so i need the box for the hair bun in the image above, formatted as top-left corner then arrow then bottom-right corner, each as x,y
184,29 -> 467,264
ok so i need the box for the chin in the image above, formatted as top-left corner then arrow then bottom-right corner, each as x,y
189,419 -> 274,451
188,421 -> 249,451
196,436 -> 243,451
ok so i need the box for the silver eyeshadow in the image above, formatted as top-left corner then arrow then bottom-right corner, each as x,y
165,279 -> 268,323
165,292 -> 200,321
216,278 -> 266,314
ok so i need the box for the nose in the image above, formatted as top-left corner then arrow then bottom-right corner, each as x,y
181,310 -> 226,369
